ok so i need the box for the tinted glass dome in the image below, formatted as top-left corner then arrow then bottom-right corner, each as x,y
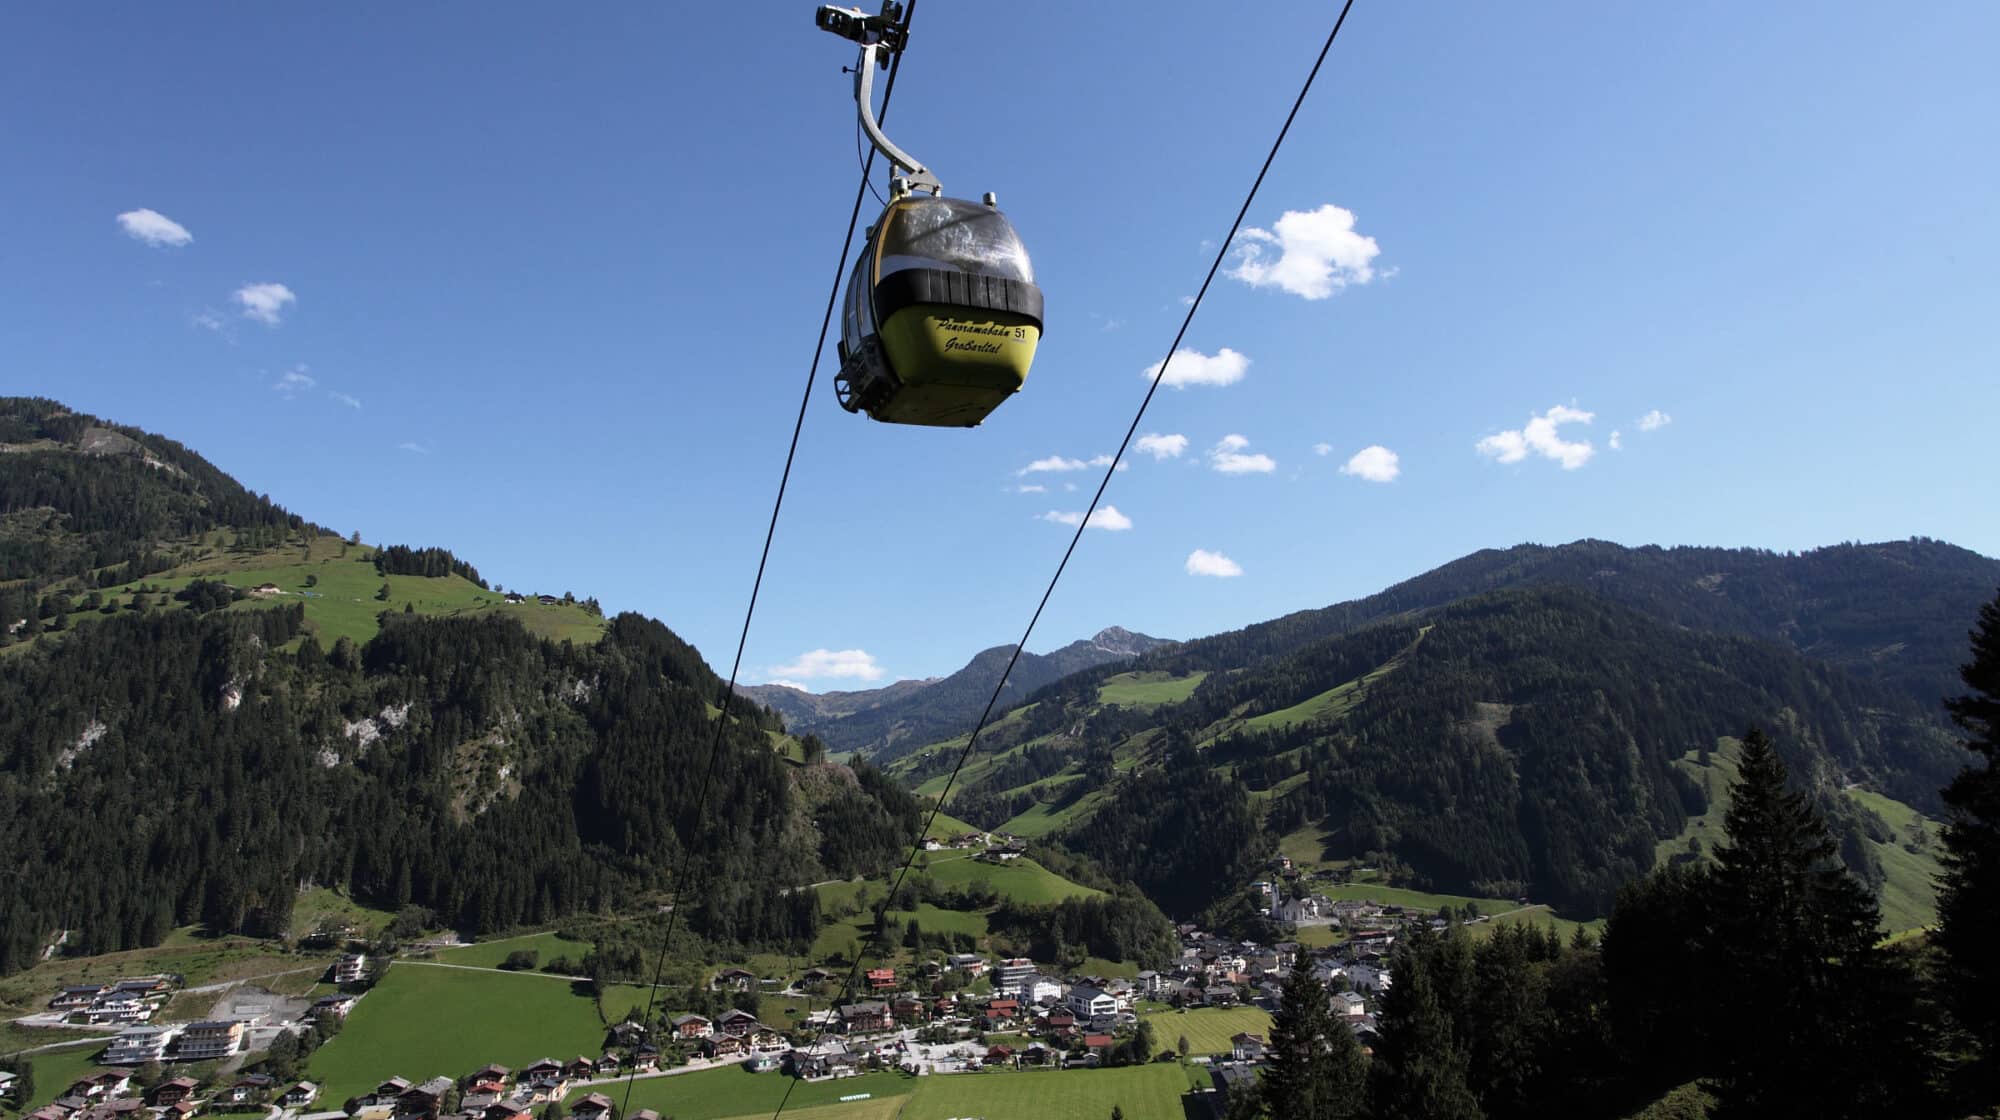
876,197 -> 1034,284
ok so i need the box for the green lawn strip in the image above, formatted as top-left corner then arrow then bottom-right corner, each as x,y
308,963 -> 607,1106
1316,883 -> 1520,916
1139,1007 -> 1273,1057
887,905 -> 988,941
1241,678 -> 1364,733
998,788 -> 1109,839
714,1099 -> 902,1120
1095,671 -> 1207,709
434,931 -> 591,971
902,1063 -> 1192,1120
583,1066 -> 912,1120
1276,826 -> 1337,869
920,857 -> 1102,904
921,809 -> 980,840
291,887 -> 397,942
12,1042 -> 108,1110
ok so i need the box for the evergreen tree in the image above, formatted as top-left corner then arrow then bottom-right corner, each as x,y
1371,928 -> 1483,1120
1704,728 -> 1926,1118
1265,963 -> 1368,1120
1940,589 -> 2000,1105
1467,925 -> 1547,1119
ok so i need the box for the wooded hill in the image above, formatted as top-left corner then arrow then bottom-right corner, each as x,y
0,398 -> 922,977
887,539 -> 1998,922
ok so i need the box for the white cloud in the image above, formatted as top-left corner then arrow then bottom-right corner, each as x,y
1638,409 -> 1672,432
1313,442 -> 1333,457
1040,505 -> 1133,531
116,208 -> 192,248
329,391 -> 362,409
1144,347 -> 1249,389
1186,549 -> 1243,578
770,648 -> 886,682
1013,484 -> 1047,494
397,441 -> 431,454
272,368 -> 316,397
1609,430 -> 1623,451
1208,434 -> 1276,474
1135,433 -> 1188,460
1339,445 -> 1401,482
191,310 -> 225,332
235,282 -> 296,325
1476,404 -> 1597,470
1018,453 -> 1122,476
1227,203 -> 1380,299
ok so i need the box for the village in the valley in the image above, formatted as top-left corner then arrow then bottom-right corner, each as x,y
3,836 -> 1502,1120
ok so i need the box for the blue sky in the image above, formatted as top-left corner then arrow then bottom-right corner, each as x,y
7,1 -> 1998,689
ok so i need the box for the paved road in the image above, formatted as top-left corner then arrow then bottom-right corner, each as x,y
569,1053 -> 754,1086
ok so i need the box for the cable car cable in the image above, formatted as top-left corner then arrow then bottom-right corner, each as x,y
767,0 -> 1359,1111
615,5 -> 918,1116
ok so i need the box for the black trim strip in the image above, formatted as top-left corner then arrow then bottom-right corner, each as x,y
873,268 -> 1044,333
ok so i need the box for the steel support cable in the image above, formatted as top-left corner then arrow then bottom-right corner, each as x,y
617,5 -> 919,1115
769,0 -> 1360,1113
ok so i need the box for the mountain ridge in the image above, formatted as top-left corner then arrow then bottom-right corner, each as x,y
739,625 -> 1175,757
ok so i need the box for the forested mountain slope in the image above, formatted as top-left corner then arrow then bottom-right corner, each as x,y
1145,537 -> 1999,709
0,400 -> 923,977
896,567 -> 1985,921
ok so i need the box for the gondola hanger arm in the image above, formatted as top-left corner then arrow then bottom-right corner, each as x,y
817,3 -> 941,195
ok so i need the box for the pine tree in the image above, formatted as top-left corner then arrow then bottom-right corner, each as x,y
1371,928 -> 1484,1120
1264,963 -> 1368,1120
1940,590 -> 2000,1105
1704,728 -> 1926,1118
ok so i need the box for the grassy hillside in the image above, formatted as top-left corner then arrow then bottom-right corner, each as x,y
29,532 -> 607,653
810,853 -> 1104,963
1654,738 -> 1945,934
1096,670 -> 1207,708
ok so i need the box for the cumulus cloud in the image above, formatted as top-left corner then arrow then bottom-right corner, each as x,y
1208,434 -> 1276,474
1228,203 -> 1380,299
1145,347 -> 1249,389
235,282 -> 296,325
272,368 -> 316,397
191,310 -> 226,332
1476,405 -> 1597,470
1313,442 -> 1333,457
1186,549 -> 1243,578
1609,430 -> 1623,451
116,208 -> 193,248
397,441 -> 431,454
1638,409 -> 1672,431
1338,445 -> 1401,482
1135,433 -> 1188,460
1013,484 -> 1047,494
770,648 -> 886,683
328,391 -> 362,409
1040,506 -> 1133,531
